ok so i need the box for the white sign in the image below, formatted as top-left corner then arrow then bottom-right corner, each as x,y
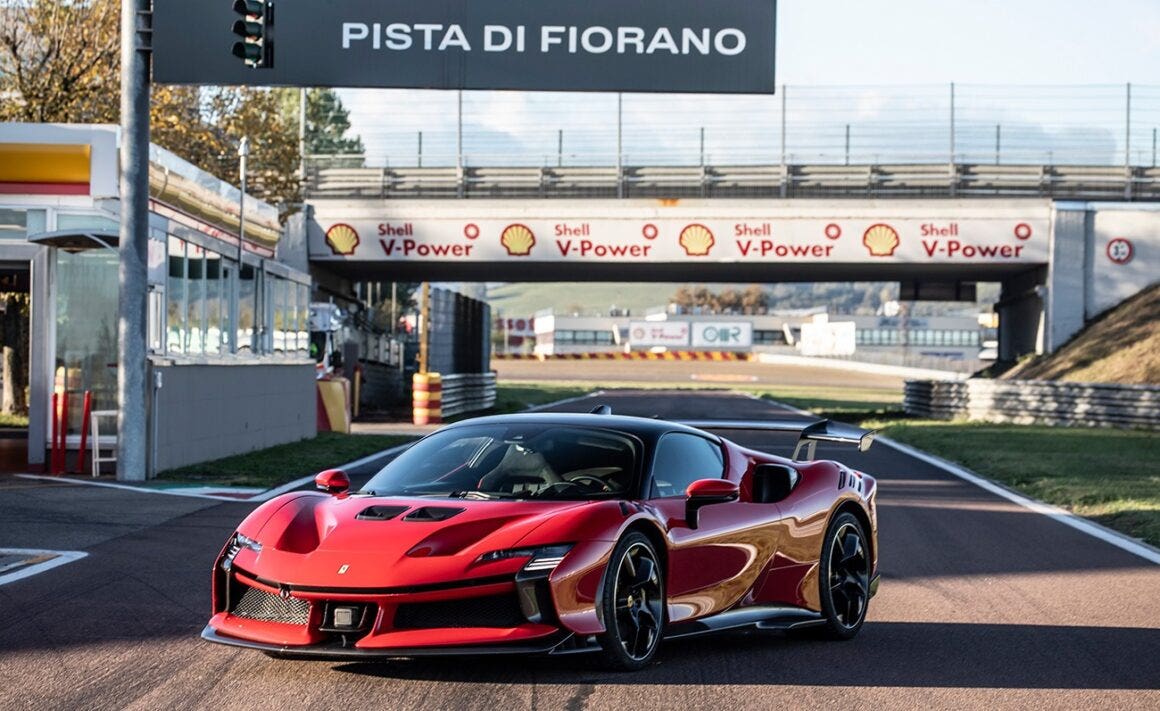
312,213 -> 1051,265
691,321 -> 752,348
799,320 -> 856,357
629,321 -> 689,347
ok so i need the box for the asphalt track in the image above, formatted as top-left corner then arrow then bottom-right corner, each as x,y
1,390 -> 1158,710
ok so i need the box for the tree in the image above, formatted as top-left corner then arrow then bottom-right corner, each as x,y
0,0 -> 120,123
0,1 -> 355,215
0,293 -> 29,414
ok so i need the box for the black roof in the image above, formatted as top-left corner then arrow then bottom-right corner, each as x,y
441,412 -> 717,440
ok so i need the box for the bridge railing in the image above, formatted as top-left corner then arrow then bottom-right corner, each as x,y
305,162 -> 1160,201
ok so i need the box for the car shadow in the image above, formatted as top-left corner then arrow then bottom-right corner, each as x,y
332,621 -> 1160,689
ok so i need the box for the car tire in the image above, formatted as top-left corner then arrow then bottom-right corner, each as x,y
818,511 -> 871,640
596,531 -> 665,671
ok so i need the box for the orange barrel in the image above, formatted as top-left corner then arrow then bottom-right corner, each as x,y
412,372 -> 442,425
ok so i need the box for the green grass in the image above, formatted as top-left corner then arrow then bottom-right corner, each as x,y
490,383 -> 593,414
752,386 -> 903,422
158,432 -> 414,489
859,418 -> 1160,547
0,412 -> 29,427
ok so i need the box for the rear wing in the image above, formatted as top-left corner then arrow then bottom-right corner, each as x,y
679,419 -> 876,461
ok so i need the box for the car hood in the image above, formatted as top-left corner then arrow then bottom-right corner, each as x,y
232,493 -> 593,589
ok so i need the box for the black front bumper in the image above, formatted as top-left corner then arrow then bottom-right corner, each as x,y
201,625 -> 591,659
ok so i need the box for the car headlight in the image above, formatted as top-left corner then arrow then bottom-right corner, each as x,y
222,532 -> 262,572
477,544 -> 572,572
235,533 -> 263,553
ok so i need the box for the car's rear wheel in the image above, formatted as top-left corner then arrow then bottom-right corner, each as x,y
597,531 -> 665,670
818,511 -> 871,640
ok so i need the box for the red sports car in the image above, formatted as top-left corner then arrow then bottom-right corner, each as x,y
202,410 -> 879,670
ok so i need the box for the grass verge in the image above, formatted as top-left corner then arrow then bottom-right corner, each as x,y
158,432 -> 414,489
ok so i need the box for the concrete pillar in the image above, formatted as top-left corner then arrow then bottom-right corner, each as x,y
996,267 -> 1048,361
1045,205 -> 1089,352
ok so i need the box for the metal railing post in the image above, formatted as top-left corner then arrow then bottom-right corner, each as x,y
779,85 -> 787,197
557,128 -> 563,167
456,90 -> 464,197
949,82 -> 957,196
995,124 -> 1001,165
1125,82 -> 1132,199
616,93 -> 624,198
417,130 -> 423,168
844,124 -> 850,166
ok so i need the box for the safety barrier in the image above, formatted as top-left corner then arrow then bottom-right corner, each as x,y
438,372 -> 499,419
904,379 -> 1160,429
495,351 -> 753,362
412,372 -> 443,425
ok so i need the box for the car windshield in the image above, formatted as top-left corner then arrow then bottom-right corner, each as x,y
359,423 -> 640,500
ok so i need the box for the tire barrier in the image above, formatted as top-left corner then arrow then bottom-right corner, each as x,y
413,372 -> 443,425
438,372 -> 498,418
494,351 -> 753,362
904,379 -> 1160,430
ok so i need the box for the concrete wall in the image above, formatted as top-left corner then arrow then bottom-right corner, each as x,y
1089,207 -> 1160,317
1046,203 -> 1160,353
151,362 -> 316,472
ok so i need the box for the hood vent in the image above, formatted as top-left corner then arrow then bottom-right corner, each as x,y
356,505 -> 411,521
404,506 -> 466,522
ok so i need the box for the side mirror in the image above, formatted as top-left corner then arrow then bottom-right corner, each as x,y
315,469 -> 350,495
751,464 -> 799,504
685,478 -> 739,530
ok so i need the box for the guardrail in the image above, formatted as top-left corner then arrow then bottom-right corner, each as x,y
438,372 -> 498,418
305,162 -> 1160,201
904,379 -> 1160,429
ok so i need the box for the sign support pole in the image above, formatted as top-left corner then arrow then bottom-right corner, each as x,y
116,0 -> 151,482
419,282 -> 430,374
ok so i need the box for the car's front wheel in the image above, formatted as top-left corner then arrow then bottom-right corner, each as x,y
818,511 -> 871,640
597,531 -> 665,670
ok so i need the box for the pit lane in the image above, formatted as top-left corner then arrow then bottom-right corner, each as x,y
1,389 -> 1157,710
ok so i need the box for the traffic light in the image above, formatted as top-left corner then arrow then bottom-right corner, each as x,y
231,0 -> 273,68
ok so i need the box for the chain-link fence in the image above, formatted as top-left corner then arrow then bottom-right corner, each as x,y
317,84 -> 1160,169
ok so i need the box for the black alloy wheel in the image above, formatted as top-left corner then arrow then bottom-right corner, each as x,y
597,531 -> 665,670
818,511 -> 871,640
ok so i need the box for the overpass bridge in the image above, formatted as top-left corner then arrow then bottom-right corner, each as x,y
297,153 -> 1158,363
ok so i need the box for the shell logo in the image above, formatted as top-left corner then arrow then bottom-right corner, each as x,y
500,224 -> 536,256
862,223 -> 900,257
679,224 -> 715,256
325,223 -> 360,256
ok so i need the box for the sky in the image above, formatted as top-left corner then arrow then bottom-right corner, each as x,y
337,1 -> 1160,167
774,0 -> 1160,85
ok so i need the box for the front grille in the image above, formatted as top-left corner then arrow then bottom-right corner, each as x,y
394,593 -> 525,629
231,584 -> 311,625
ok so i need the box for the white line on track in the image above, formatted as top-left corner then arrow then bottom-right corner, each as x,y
878,436 -> 1160,565
0,549 -> 88,587
15,441 -> 419,503
250,442 -> 416,502
16,474 -> 239,501
751,392 -> 1160,566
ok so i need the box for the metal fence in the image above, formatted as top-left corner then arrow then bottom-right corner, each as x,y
904,379 -> 1160,429
324,83 -> 1160,170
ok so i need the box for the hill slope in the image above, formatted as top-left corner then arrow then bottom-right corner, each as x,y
1003,283 -> 1159,384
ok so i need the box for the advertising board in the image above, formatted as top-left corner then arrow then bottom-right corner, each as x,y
691,321 -> 752,348
629,321 -> 689,347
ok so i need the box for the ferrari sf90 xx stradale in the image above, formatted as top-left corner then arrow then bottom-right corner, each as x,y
203,410 -> 880,670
